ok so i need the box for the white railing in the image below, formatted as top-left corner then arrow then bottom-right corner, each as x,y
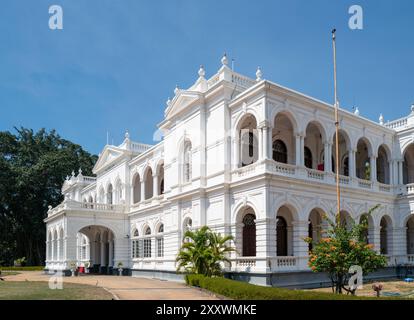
407,183 -> 414,194
270,162 -> 296,176
207,74 -> 220,88
231,74 -> 256,88
272,256 -> 297,268
130,142 -> 152,153
357,178 -> 372,189
233,163 -> 258,178
83,176 -> 97,184
235,257 -> 256,268
48,200 -> 125,217
385,117 -> 408,130
378,183 -> 391,192
335,174 -> 350,185
306,168 -> 325,181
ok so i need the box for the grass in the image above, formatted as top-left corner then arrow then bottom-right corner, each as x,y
186,274 -> 400,300
0,266 -> 45,271
0,281 -> 113,300
0,271 -> 20,276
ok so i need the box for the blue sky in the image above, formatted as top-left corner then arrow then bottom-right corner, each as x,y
0,0 -> 413,154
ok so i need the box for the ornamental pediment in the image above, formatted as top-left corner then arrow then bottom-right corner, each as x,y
92,146 -> 125,174
164,90 -> 202,120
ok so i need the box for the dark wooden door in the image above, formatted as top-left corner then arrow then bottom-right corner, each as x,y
277,217 -> 288,256
242,214 -> 256,256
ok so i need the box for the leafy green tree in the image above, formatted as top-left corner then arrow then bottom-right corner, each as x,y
0,127 -> 97,266
176,226 -> 235,277
305,205 -> 387,295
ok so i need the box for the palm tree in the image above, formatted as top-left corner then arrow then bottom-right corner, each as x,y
176,226 -> 235,277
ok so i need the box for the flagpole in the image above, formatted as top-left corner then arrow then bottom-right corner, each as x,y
332,29 -> 341,219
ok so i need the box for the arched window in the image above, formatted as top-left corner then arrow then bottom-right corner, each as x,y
380,218 -> 388,255
239,115 -> 258,167
242,214 -> 256,256
343,157 -> 349,177
132,229 -> 139,259
158,164 -> 165,195
157,224 -> 164,258
144,168 -> 153,200
377,145 -> 390,184
304,146 -> 312,169
143,227 -> 152,258
132,174 -> 141,204
276,217 -> 288,256
308,221 -> 313,251
107,184 -> 113,205
183,142 -> 192,183
273,140 -> 288,164
407,216 -> 414,254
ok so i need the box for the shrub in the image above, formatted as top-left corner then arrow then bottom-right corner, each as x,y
0,266 -> 45,271
185,274 -> 393,300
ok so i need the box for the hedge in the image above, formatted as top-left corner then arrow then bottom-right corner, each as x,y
185,274 -> 391,300
0,266 -> 45,271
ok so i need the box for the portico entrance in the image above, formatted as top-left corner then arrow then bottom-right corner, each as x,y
77,225 -> 115,274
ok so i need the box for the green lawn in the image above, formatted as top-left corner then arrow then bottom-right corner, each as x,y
0,281 -> 113,300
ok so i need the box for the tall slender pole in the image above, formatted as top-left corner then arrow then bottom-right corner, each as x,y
332,29 -> 341,219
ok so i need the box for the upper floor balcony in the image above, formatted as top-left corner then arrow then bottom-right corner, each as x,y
231,159 -> 394,194
47,198 -> 126,218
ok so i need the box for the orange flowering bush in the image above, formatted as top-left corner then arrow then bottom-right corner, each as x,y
304,205 -> 387,295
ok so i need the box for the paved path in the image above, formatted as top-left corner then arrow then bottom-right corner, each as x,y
4,271 -> 219,300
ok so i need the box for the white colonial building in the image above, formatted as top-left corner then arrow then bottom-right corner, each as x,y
45,54 -> 414,286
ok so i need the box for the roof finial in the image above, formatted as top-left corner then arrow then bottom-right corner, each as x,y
256,66 -> 262,81
221,53 -> 228,66
166,97 -> 171,106
379,113 -> 384,125
174,85 -> 179,95
125,129 -> 130,139
78,168 -> 83,175
354,107 -> 360,116
411,103 -> 414,113
198,65 -> 205,78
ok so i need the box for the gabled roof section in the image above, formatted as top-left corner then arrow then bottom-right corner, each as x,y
164,90 -> 203,119
162,57 -> 257,123
93,132 -> 152,174
92,145 -> 127,174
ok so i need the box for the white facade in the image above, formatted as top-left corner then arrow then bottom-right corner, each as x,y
45,55 -> 414,279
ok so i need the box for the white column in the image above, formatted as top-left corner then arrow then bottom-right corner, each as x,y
349,149 -> 356,178
153,174 -> 159,197
140,181 -> 145,201
295,134 -> 301,166
398,160 -> 403,185
51,240 -> 55,261
108,241 -> 113,267
324,142 -> 332,172
100,241 -> 105,266
258,126 -> 264,160
262,126 -> 270,160
255,219 -> 276,272
368,227 -> 381,253
371,155 -> 377,182
292,220 -> 309,269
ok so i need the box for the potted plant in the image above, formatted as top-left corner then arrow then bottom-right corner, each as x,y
13,257 -> 27,267
84,261 -> 90,274
117,262 -> 123,276
70,261 -> 77,277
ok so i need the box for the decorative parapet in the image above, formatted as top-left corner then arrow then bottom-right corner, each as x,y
47,199 -> 125,217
